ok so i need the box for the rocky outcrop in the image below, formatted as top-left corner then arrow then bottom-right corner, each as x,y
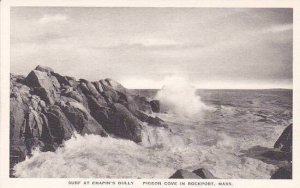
169,170 -> 202,179
241,124 -> 293,179
10,65 -> 166,176
150,100 -> 160,113
169,168 -> 217,179
271,164 -> 292,179
192,168 -> 217,179
274,124 -> 292,153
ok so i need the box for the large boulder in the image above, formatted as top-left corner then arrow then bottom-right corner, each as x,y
10,65 -> 168,177
274,124 -> 292,152
134,110 -> 168,128
10,98 -> 28,164
105,78 -> 128,94
45,105 -> 74,144
131,96 -> 152,113
35,65 -> 54,74
61,86 -> 84,103
271,165 -> 292,179
105,103 -> 143,143
192,168 -> 217,179
150,100 -> 160,113
60,101 -> 107,137
25,70 -> 60,104
169,169 -> 202,179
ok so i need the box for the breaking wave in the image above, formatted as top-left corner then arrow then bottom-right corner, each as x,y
13,89 -> 290,179
14,122 -> 278,178
155,75 -> 207,118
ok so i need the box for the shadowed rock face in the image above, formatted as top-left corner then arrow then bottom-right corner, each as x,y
169,168 -> 217,179
274,124 -> 292,153
169,169 -> 202,179
271,164 -> 292,179
192,168 -> 217,179
10,65 -> 164,176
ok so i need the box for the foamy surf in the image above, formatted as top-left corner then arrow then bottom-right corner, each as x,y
13,89 -> 291,179
14,123 -> 278,178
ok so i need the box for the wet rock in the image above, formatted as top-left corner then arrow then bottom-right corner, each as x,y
169,169 -> 202,179
135,110 -> 168,128
271,165 -> 292,179
60,101 -> 107,137
10,65 -> 166,175
274,124 -> 292,152
192,168 -> 217,179
45,105 -> 74,143
106,103 -> 143,143
240,145 -> 292,164
10,98 -> 28,160
131,96 -> 152,113
150,100 -> 160,113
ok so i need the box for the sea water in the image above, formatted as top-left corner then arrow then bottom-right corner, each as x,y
13,82 -> 292,178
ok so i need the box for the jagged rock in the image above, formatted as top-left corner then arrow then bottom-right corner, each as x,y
93,81 -> 104,93
61,86 -> 84,103
60,101 -> 107,137
169,169 -> 202,179
10,65 -> 165,176
240,145 -> 292,165
271,165 -> 292,179
52,72 -> 74,86
105,78 -> 128,94
45,105 -> 74,143
25,70 -> 60,104
106,103 -> 143,143
131,96 -> 152,113
86,94 -> 107,111
10,98 -> 28,162
192,168 -> 217,179
79,79 -> 100,97
103,90 -> 120,104
135,110 -> 168,128
35,65 -> 54,74
274,124 -> 292,152
150,100 -> 160,113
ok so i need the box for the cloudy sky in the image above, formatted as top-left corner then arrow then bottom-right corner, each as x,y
11,8 -> 292,89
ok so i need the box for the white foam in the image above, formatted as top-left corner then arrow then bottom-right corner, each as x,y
13,126 -> 278,179
155,75 -> 207,118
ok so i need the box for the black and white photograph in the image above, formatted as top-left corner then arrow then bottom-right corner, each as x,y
1,1 -> 299,186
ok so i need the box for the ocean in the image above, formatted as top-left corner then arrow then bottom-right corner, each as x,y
13,89 -> 292,179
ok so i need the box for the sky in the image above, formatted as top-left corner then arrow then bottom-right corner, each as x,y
10,8 -> 293,89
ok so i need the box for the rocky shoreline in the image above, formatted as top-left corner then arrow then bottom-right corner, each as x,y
10,65 -> 292,179
10,65 -> 166,177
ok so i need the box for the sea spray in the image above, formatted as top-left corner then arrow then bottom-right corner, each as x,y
13,133 -> 177,178
13,128 -> 277,178
155,75 -> 207,118
12,89 -> 289,179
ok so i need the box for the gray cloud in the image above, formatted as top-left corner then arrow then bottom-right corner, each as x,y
11,7 -> 292,89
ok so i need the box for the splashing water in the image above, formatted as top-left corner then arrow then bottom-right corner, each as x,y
13,90 -> 291,178
155,75 -> 207,118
